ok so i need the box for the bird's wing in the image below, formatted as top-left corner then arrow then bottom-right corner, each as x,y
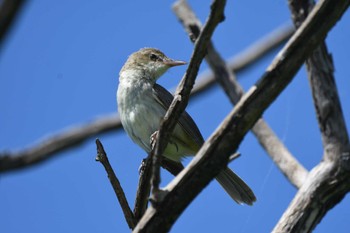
152,83 -> 204,147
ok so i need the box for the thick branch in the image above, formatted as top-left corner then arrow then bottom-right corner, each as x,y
133,0 -> 350,232
288,0 -> 349,160
173,0 -> 307,188
272,161 -> 350,233
0,24 -> 292,173
272,0 -> 350,232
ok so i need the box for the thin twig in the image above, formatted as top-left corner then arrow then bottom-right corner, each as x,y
173,0 -> 308,188
133,158 -> 152,222
0,24 -> 293,173
95,139 -> 136,229
133,0 -> 350,231
150,0 -> 227,201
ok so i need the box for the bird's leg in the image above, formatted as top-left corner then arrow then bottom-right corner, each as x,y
150,130 -> 159,150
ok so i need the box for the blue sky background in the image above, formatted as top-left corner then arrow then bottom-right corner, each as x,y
1,1 -> 349,233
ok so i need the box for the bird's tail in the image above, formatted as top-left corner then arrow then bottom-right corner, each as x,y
215,168 -> 256,205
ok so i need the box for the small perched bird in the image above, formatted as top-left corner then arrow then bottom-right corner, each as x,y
117,48 -> 256,205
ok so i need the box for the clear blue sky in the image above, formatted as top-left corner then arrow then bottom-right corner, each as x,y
1,1 -> 349,232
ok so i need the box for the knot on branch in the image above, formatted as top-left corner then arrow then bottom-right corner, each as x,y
150,189 -> 169,208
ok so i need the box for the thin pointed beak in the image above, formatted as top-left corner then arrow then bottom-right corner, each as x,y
163,59 -> 187,67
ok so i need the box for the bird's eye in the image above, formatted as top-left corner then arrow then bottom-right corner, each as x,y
150,53 -> 158,61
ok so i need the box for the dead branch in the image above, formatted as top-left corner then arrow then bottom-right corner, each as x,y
272,0 -> 350,232
133,157 -> 152,222
133,0 -> 350,232
289,0 -> 350,159
0,114 -> 120,172
191,22 -> 294,97
0,24 -> 292,173
133,157 -> 184,222
0,0 -> 27,48
150,0 -> 226,199
95,139 -> 136,229
173,0 -> 308,188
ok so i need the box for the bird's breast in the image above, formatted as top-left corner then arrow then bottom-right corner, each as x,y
117,80 -> 165,152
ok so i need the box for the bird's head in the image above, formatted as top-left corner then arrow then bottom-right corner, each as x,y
120,48 -> 187,82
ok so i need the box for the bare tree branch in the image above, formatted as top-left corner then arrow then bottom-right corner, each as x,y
289,0 -> 350,159
272,0 -> 350,232
191,23 -> 294,96
0,114 -> 121,172
133,155 -> 187,221
0,0 -> 27,48
133,0 -> 350,232
0,24 -> 293,173
133,157 -> 152,222
95,139 -> 136,229
173,0 -> 308,188
227,23 -> 294,73
150,0 -> 226,199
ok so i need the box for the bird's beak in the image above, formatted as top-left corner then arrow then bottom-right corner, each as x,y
163,59 -> 187,67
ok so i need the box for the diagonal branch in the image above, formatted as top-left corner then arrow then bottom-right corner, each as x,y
0,24 -> 293,173
0,114 -> 121,172
95,139 -> 136,229
150,0 -> 227,197
0,0 -> 27,48
173,0 -> 308,188
133,0 -> 350,232
133,157 -> 152,223
191,22 -> 294,97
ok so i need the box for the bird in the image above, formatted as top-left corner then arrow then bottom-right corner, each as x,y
117,47 -> 256,205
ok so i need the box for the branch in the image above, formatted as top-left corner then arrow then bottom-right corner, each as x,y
133,157 -> 185,221
133,0 -> 350,232
272,0 -> 350,232
150,0 -> 226,195
173,0 -> 307,188
191,22 -> 294,97
289,0 -> 350,160
95,139 -> 136,229
0,24 -> 292,173
0,114 -> 121,172
133,157 -> 152,222
0,0 -> 27,48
